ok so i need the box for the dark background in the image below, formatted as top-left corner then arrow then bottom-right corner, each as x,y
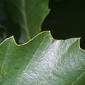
42,0 -> 85,39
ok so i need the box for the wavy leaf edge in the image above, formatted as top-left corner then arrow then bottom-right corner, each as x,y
0,31 -> 84,52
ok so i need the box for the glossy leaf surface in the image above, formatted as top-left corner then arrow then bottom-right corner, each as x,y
0,32 -> 85,85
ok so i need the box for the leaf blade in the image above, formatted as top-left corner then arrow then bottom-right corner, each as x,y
3,0 -> 49,43
0,32 -> 85,85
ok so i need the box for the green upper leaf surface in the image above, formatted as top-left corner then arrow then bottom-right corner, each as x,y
0,31 -> 85,85
3,0 -> 49,43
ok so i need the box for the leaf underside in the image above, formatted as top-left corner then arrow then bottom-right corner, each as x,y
0,31 -> 85,85
3,0 -> 49,43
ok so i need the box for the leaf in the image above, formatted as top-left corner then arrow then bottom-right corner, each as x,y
0,31 -> 85,85
3,0 -> 49,43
